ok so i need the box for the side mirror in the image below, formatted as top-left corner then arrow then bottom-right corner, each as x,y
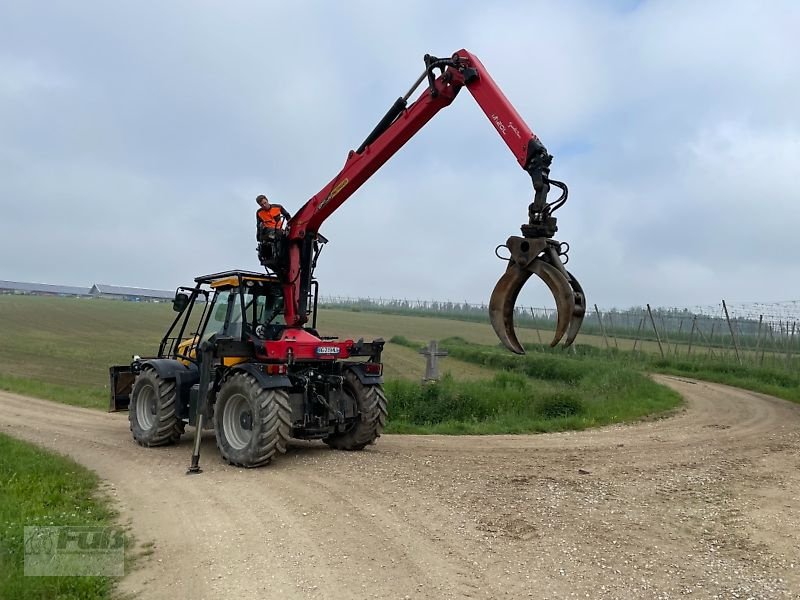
173,292 -> 190,313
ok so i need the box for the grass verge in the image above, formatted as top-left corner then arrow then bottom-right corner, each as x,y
0,433 -> 122,599
385,336 -> 683,434
0,374 -> 107,410
645,357 -> 800,404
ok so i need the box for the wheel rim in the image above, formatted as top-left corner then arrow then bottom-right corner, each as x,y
222,393 -> 253,450
136,384 -> 157,430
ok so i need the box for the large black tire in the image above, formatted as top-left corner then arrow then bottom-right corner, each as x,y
214,372 -> 291,468
129,367 -> 183,447
324,371 -> 388,451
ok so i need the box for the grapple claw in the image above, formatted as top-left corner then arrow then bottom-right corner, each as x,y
489,262 -> 533,355
533,258 -> 576,347
489,236 -> 585,354
563,270 -> 586,347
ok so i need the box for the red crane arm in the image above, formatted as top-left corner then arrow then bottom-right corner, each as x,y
281,49 -> 555,327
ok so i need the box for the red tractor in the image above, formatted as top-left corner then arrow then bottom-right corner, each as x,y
110,49 -> 586,470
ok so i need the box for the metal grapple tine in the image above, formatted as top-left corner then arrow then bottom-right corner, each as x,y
489,262 -> 533,355
563,270 -> 586,347
530,259 -> 576,348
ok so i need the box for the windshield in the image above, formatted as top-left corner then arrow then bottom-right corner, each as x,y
201,284 -> 285,342
249,286 -> 285,327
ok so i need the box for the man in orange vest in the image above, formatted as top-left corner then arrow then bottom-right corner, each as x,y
256,194 -> 291,230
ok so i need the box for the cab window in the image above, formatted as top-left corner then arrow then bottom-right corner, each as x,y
202,289 -> 242,341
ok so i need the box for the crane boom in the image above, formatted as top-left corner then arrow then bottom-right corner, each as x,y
261,49 -> 585,353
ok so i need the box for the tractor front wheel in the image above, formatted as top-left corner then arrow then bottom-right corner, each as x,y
129,367 -> 183,447
214,373 -> 291,468
324,371 -> 388,451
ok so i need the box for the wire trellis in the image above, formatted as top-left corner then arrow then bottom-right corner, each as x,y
319,295 -> 800,369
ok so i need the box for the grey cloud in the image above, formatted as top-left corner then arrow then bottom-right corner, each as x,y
1,0 -> 799,309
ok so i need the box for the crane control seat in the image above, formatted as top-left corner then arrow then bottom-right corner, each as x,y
256,222 -> 288,274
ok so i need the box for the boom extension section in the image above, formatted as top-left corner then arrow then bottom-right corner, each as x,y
264,49 -> 585,353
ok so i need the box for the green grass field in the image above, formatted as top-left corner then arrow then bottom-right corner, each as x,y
2,294 -> 798,425
0,432 -> 121,599
0,296 -> 496,407
0,295 -> 686,435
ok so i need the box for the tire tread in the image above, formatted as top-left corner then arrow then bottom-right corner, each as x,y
324,371 -> 387,451
216,372 -> 291,468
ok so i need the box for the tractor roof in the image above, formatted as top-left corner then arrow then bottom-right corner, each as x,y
194,270 -> 279,288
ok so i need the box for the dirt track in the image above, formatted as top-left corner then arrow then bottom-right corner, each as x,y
1,376 -> 799,599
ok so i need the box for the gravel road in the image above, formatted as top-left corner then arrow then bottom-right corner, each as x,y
1,376 -> 799,599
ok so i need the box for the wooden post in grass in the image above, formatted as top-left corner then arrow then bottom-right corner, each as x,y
722,299 -> 742,365
766,323 -> 777,368
607,311 -> 620,349
755,315 -> 764,366
687,315 -> 697,356
778,321 -> 785,368
632,315 -> 645,353
659,315 -> 671,356
646,304 -> 665,358
708,321 -> 717,358
673,318 -> 684,357
419,340 -> 448,382
594,304 -> 611,350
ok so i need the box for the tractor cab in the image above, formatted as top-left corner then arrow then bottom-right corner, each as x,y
161,270 -> 321,366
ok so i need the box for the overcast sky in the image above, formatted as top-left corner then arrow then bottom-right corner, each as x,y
1,0 -> 798,309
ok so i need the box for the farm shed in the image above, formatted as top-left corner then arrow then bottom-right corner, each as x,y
0,280 -> 90,297
89,284 -> 174,302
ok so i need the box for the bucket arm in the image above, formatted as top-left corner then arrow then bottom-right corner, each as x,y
277,49 -> 585,353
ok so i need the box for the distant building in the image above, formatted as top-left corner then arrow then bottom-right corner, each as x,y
89,284 -> 174,302
0,280 -> 90,297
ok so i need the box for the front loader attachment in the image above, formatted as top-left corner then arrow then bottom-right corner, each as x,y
490,236 -> 586,354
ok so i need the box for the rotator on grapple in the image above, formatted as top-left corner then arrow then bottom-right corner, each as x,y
109,49 -> 586,471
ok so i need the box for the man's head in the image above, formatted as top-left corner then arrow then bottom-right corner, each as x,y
256,194 -> 270,209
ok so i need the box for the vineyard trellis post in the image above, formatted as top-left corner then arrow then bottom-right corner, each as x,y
767,324 -> 777,368
606,311 -> 620,349
632,315 -> 645,353
722,299 -> 742,365
708,322 -> 716,358
595,304 -> 610,350
754,315 -> 763,366
659,315 -> 671,356
673,318 -> 684,357
646,304 -> 665,358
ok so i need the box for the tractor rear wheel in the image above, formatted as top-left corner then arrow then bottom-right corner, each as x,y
324,371 -> 388,451
214,372 -> 291,468
129,367 -> 183,447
